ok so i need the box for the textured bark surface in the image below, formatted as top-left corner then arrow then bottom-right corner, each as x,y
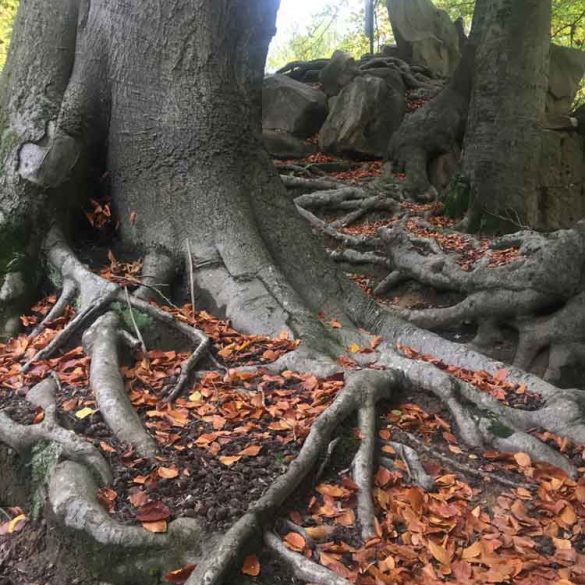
463,0 -> 552,232
1,2 -> 585,585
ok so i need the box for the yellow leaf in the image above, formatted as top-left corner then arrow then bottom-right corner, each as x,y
8,514 -> 26,534
514,452 -> 532,467
75,407 -> 95,420
428,540 -> 451,565
348,343 -> 361,353
189,391 -> 202,402
219,455 -> 242,466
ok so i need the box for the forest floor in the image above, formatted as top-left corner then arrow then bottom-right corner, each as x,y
1,150 -> 584,585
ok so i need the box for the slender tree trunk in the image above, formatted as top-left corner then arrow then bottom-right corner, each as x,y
463,0 -> 552,232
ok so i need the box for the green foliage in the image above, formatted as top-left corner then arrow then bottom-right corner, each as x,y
112,301 -> 155,333
0,0 -> 18,69
489,419 -> 514,439
269,0 -> 585,93
267,0 -> 393,72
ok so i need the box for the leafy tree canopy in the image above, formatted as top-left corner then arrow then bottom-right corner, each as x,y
267,0 -> 585,71
0,0 -> 17,68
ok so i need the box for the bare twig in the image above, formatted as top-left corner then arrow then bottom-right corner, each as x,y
186,239 -> 196,317
124,287 -> 147,353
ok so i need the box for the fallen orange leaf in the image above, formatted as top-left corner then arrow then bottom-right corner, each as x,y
142,520 -> 167,533
283,532 -> 306,552
241,554 -> 260,576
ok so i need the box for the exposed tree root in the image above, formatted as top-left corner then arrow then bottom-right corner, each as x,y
280,175 -> 345,191
83,312 -> 157,458
378,221 -> 585,383
188,369 -> 395,584
384,441 -> 434,490
5,219 -> 585,585
49,460 -> 205,582
0,378 -> 111,486
353,401 -> 377,540
328,249 -> 391,268
374,346 -> 581,476
396,431 -> 531,490
134,250 -> 176,302
264,531 -> 351,585
295,205 -> 381,249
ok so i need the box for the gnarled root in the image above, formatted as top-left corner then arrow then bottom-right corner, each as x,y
49,460 -> 205,584
187,369 -> 396,584
264,531 -> 351,585
82,312 -> 157,457
379,221 -> 585,383
0,377 -> 111,485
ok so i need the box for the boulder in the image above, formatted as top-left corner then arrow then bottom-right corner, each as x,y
319,75 -> 406,158
360,66 -> 405,95
386,0 -> 460,77
318,50 -> 361,97
262,129 -> 316,160
547,44 -> 585,119
262,75 -> 328,138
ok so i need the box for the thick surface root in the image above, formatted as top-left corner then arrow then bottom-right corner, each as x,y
264,531 -> 351,585
83,312 -> 157,458
378,221 -> 585,384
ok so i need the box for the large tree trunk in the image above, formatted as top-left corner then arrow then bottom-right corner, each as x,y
0,0 -> 360,347
463,0 -> 552,232
2,2 -> 585,585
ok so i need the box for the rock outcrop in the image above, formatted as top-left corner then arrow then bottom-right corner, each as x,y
319,75 -> 406,158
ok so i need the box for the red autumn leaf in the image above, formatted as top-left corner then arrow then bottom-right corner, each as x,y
164,564 -> 196,584
136,501 -> 171,522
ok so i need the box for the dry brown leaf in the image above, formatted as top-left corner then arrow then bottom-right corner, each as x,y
158,466 -> 179,480
428,540 -> 451,566
142,520 -> 167,533
238,445 -> 262,457
219,455 -> 241,466
163,564 -> 196,584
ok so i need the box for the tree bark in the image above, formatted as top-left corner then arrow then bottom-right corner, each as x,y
0,0 -> 363,348
463,0 -> 552,232
2,3 -> 585,584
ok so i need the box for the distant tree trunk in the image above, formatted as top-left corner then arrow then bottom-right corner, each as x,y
463,0 -> 552,232
387,0 -> 553,233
